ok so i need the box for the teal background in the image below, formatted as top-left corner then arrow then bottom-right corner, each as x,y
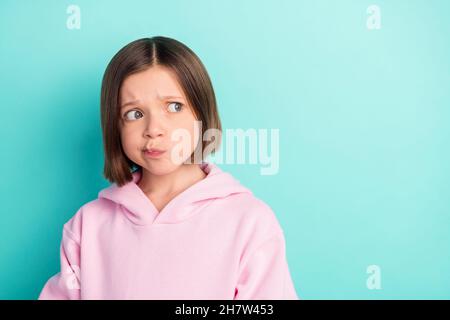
1,0 -> 449,299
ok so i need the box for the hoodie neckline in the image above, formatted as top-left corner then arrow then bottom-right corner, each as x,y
98,161 -> 252,226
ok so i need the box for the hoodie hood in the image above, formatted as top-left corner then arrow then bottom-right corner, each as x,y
98,161 -> 253,226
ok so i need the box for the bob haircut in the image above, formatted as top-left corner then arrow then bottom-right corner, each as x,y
100,36 -> 222,187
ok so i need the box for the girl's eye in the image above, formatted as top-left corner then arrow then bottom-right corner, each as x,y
167,102 -> 183,113
124,110 -> 143,121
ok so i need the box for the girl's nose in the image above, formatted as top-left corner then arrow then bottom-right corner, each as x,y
144,114 -> 165,139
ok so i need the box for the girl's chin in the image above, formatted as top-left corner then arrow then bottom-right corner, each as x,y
140,162 -> 183,176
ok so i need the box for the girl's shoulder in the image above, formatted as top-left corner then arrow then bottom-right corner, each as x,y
60,197 -> 115,243
213,191 -> 284,236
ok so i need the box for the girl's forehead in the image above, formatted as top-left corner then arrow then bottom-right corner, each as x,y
120,67 -> 186,101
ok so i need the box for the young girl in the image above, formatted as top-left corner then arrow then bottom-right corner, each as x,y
38,36 -> 298,300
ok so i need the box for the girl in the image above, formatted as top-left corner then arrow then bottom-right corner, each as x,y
38,36 -> 298,300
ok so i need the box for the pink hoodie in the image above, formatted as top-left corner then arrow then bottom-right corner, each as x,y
38,161 -> 298,300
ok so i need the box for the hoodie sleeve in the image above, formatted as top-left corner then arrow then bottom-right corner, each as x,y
234,232 -> 299,300
38,225 -> 81,300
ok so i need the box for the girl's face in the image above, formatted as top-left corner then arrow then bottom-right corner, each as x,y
119,65 -> 201,176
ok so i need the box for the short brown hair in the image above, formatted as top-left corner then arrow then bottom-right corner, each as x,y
100,36 -> 222,187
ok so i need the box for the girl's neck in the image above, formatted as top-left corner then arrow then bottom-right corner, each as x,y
137,163 -> 207,198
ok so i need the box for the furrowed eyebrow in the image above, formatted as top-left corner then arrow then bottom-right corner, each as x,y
120,96 -> 185,108
159,95 -> 184,100
120,100 -> 140,109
